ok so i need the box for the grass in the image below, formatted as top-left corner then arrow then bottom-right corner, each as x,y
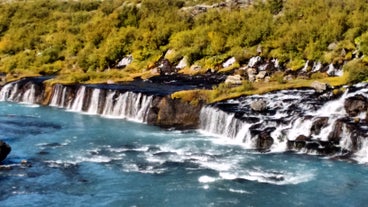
171,74 -> 350,104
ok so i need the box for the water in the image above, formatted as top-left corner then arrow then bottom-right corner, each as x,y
0,103 -> 368,206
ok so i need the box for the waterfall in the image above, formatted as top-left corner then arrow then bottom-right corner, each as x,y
70,86 -> 86,111
102,91 -> 116,117
87,89 -> 101,114
49,84 -> 154,123
106,91 -> 153,122
0,81 -> 39,104
22,84 -> 36,103
199,106 -> 255,147
0,83 -> 14,101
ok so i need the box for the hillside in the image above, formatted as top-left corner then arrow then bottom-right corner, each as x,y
0,0 -> 368,102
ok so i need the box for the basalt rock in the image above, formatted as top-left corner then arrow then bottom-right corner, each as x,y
344,94 -> 368,117
0,140 -> 11,162
147,97 -> 202,129
256,129 -> 274,151
311,117 -> 329,135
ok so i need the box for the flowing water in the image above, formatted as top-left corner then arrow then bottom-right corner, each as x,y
1,103 -> 368,207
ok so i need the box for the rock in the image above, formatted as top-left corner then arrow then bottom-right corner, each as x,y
0,140 -> 11,162
344,94 -> 368,117
328,119 -> 344,143
256,71 -> 267,80
158,59 -> 176,75
176,57 -> 188,69
147,97 -> 202,129
225,75 -> 242,85
256,130 -> 274,151
264,76 -> 270,82
311,81 -> 331,93
116,55 -> 133,68
190,65 -> 202,71
311,117 -> 329,135
222,57 -> 236,68
250,99 -> 267,112
248,56 -> 262,68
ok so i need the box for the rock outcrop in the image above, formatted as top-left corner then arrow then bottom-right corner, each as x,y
0,140 -> 11,162
147,97 -> 202,129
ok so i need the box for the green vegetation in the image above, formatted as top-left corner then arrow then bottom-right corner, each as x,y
1,0 -> 368,101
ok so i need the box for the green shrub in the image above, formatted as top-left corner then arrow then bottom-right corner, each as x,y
344,59 -> 368,83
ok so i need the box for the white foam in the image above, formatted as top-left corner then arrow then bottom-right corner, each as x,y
198,175 -> 217,183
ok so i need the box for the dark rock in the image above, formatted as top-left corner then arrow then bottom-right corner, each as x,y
147,97 -> 202,129
287,135 -> 310,150
256,128 -> 275,151
311,117 -> 329,135
344,94 -> 368,117
157,59 -> 177,75
0,140 -> 11,162
328,119 -> 344,142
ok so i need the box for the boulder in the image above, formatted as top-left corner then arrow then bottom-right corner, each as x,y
256,130 -> 274,151
158,59 -> 176,75
311,81 -> 331,93
222,57 -> 236,68
344,94 -> 368,117
311,117 -> 329,135
256,71 -> 267,80
0,140 -> 11,162
250,99 -> 267,112
225,75 -> 242,85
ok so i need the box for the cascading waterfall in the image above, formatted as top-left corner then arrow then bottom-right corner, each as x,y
87,88 -> 101,114
48,84 -> 154,123
199,106 -> 254,148
0,81 -> 39,104
199,85 -> 368,160
70,86 -> 86,112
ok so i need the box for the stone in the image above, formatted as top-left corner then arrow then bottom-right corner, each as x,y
344,94 -> 368,117
225,75 -> 242,85
176,57 -> 188,69
158,59 -> 176,75
116,55 -> 133,68
222,57 -> 236,68
311,117 -> 329,135
250,99 -> 267,112
311,81 -> 331,93
256,130 -> 274,151
0,140 -> 11,162
256,71 -> 267,80
147,97 -> 202,129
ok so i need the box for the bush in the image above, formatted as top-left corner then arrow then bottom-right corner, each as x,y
344,59 -> 368,83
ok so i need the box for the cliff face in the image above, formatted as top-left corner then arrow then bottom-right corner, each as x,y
0,78 -> 203,129
147,97 -> 202,129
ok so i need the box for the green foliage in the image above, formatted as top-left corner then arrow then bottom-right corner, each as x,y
344,59 -> 368,84
1,0 -> 368,81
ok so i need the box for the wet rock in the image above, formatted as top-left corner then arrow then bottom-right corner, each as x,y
256,128 -> 274,151
250,99 -> 267,112
328,119 -> 344,143
0,140 -> 11,162
311,117 -> 329,135
311,81 -> 331,93
344,94 -> 368,117
287,135 -> 309,150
